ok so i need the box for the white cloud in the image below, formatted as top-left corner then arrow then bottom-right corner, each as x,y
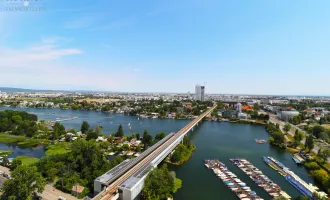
0,38 -> 138,91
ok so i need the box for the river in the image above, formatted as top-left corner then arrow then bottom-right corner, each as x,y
0,107 -> 317,199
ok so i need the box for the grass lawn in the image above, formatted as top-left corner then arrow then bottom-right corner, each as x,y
286,134 -> 294,142
45,142 -> 71,156
15,156 -> 39,165
0,150 -> 12,156
0,133 -> 26,144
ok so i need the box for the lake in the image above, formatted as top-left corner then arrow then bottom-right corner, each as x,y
0,107 -> 318,199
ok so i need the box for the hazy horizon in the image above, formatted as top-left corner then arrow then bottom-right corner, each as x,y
1,0 -> 330,95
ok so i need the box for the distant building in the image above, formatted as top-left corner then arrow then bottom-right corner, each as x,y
278,110 -> 300,121
195,84 -> 205,101
237,103 -> 242,113
238,112 -> 248,119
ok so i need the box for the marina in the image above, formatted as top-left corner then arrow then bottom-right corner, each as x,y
205,159 -> 263,200
230,158 -> 291,199
263,156 -> 328,199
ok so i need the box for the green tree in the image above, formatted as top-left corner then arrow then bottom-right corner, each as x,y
283,123 -> 291,133
95,125 -> 102,135
10,159 -> 22,170
318,149 -> 330,163
155,132 -> 166,143
293,130 -> 304,148
115,124 -> 124,137
99,141 -> 110,149
122,144 -> 130,151
2,156 -> 9,166
53,122 -> 65,139
142,130 -> 153,148
142,164 -> 175,200
2,165 -> 46,200
80,121 -> 90,134
86,130 -> 98,140
306,135 -> 314,152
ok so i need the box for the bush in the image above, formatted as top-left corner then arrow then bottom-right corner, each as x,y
304,162 -> 320,170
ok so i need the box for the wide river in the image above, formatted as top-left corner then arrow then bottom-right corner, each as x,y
0,107 -> 317,199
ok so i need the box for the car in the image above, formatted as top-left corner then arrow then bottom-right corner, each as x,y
58,196 -> 67,200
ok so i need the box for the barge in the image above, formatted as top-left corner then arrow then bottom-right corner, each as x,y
263,156 -> 328,199
230,158 -> 290,199
205,159 -> 263,200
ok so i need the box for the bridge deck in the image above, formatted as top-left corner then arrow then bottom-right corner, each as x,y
93,105 -> 217,200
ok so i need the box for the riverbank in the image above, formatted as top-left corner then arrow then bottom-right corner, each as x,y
0,133 -> 50,148
228,119 -> 267,125
0,150 -> 12,156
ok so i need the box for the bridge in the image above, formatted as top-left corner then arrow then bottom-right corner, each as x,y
93,105 -> 217,200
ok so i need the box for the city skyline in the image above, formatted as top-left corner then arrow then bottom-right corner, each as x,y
1,0 -> 330,95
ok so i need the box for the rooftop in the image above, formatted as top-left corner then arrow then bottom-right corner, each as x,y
95,159 -> 132,184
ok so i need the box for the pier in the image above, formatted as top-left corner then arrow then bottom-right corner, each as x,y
292,154 -> 304,165
205,159 -> 263,200
230,158 -> 290,199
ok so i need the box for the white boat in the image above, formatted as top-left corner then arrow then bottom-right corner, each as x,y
204,164 -> 209,168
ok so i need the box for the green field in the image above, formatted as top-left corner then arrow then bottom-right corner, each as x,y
15,156 -> 39,165
17,138 -> 50,148
0,133 -> 26,144
45,142 -> 71,156
0,150 -> 12,156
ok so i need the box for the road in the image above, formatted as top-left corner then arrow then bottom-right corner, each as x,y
41,184 -> 79,200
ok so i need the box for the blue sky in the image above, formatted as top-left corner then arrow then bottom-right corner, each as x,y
0,0 -> 330,95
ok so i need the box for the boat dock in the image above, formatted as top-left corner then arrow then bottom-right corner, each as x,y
205,159 -> 263,200
230,158 -> 290,199
292,154 -> 304,165
263,156 -> 328,199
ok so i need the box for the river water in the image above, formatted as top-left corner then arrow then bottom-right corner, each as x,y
0,107 -> 317,199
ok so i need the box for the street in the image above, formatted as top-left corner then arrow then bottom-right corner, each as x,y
41,184 -> 79,200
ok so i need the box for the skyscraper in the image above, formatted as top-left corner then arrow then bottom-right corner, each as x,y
237,103 -> 242,113
195,84 -> 205,101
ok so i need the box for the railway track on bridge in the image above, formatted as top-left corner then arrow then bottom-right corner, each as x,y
93,105 -> 217,200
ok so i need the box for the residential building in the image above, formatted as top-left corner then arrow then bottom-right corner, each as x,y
195,84 -> 205,101
237,103 -> 242,113
278,110 -> 300,121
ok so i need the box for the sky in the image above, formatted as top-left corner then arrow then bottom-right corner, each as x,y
0,0 -> 330,95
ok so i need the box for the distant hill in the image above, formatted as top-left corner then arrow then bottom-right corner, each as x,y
0,87 -> 67,93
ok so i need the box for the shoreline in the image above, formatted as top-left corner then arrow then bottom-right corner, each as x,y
166,145 -> 196,166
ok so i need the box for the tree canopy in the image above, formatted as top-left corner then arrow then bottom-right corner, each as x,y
2,165 -> 45,200
80,121 -> 90,134
142,130 -> 153,148
306,135 -> 314,152
142,164 -> 175,200
115,124 -> 124,137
